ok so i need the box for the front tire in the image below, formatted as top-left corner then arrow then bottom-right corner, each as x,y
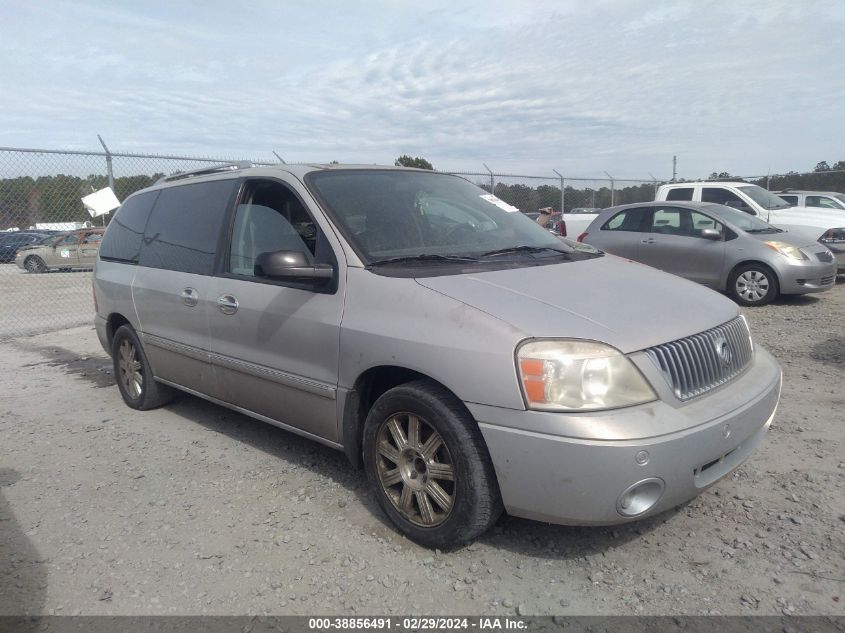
729,263 -> 779,306
111,325 -> 175,410
363,379 -> 502,549
24,256 -> 47,274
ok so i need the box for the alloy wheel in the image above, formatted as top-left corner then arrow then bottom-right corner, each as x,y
375,412 -> 456,527
118,339 -> 144,400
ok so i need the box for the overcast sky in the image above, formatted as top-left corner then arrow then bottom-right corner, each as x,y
1,0 -> 843,179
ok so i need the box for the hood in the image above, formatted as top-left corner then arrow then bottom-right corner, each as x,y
757,225 -> 826,249
415,255 -> 739,354
766,206 -> 845,233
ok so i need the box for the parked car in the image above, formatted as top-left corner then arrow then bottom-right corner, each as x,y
656,182 -> 845,271
579,202 -> 836,306
0,231 -> 54,263
15,228 -> 104,273
775,190 -> 845,211
556,208 -> 603,238
94,163 -> 781,548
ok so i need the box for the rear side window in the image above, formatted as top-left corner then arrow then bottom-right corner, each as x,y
602,207 -> 648,231
665,187 -> 693,201
100,191 -> 160,263
778,195 -> 798,206
140,180 -> 237,275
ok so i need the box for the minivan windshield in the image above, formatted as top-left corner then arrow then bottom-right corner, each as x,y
703,204 -> 781,233
736,185 -> 791,210
306,170 -> 589,266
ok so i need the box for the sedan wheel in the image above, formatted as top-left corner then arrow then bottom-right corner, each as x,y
24,256 -> 47,273
375,412 -> 455,527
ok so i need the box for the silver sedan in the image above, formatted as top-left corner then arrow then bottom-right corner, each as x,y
580,201 -> 837,306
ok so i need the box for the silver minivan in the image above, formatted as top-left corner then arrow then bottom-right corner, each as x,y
94,163 -> 782,548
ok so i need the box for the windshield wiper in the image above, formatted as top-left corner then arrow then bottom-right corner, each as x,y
479,245 -> 569,258
367,254 -> 479,267
746,228 -> 783,234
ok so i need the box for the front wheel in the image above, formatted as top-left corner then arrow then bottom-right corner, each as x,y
363,379 -> 502,549
24,256 -> 47,274
111,325 -> 175,410
729,263 -> 779,306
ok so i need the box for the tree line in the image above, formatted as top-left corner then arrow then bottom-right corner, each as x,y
2,158 -> 844,230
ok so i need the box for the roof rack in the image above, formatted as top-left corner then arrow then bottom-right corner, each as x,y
157,161 -> 253,184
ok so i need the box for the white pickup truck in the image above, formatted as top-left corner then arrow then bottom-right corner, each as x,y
656,182 -> 845,271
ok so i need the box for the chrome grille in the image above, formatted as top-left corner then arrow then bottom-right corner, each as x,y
645,317 -> 753,401
820,275 -> 835,286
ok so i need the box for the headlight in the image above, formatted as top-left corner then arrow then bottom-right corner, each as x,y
763,241 -> 808,260
819,228 -> 845,243
517,340 -> 656,412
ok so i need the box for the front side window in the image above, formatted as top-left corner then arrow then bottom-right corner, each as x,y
602,207 -> 648,231
100,190 -> 160,263
701,187 -> 749,209
305,170 -> 593,270
806,195 -> 844,209
228,180 -> 318,277
60,234 -> 81,246
84,232 -> 103,243
140,179 -> 237,275
650,207 -> 723,238
778,194 -> 798,206
702,204 -> 779,233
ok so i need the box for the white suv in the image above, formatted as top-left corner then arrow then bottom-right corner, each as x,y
656,182 -> 845,271
776,190 -> 845,211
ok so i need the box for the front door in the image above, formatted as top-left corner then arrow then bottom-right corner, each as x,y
637,206 -> 726,287
207,177 -> 345,443
47,232 -> 81,267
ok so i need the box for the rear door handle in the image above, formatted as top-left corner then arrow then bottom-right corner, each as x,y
641,237 -> 656,244
217,294 -> 239,315
180,287 -> 198,307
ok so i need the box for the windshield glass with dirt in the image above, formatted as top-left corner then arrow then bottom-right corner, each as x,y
306,170 -> 597,267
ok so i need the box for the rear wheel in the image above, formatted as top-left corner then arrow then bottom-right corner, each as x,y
24,256 -> 47,274
111,325 -> 175,410
363,379 -> 502,549
729,263 -> 779,306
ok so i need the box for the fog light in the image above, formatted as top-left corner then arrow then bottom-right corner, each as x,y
616,478 -> 665,517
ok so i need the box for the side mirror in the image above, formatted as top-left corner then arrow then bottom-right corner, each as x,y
254,250 -> 333,283
700,228 -> 722,240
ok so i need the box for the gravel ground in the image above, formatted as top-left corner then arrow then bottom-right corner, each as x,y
0,280 -> 843,617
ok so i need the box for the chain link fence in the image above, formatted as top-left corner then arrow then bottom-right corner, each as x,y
0,145 -> 660,339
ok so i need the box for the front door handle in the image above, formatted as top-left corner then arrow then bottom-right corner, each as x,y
180,287 -> 198,307
641,237 -> 656,244
217,294 -> 239,315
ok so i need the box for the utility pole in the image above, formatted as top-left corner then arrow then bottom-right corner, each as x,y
97,134 -> 114,191
672,155 -> 677,182
648,172 -> 659,200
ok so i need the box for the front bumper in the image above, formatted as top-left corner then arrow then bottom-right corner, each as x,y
778,257 -> 837,294
470,347 -> 781,525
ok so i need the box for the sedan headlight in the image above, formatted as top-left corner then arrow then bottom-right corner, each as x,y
517,340 -> 656,412
763,241 -> 808,260
819,228 -> 845,243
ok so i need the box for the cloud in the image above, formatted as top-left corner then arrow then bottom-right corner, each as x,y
1,0 -> 844,178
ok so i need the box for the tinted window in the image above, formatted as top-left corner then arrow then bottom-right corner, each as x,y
602,207 -> 648,231
702,187 -> 746,206
140,180 -> 236,275
100,191 -> 160,263
62,234 -> 81,245
665,187 -> 693,201
84,232 -> 103,243
778,195 -> 798,206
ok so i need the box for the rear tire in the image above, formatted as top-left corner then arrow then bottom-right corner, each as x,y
728,263 -> 779,306
24,256 -> 47,274
363,379 -> 502,549
111,324 -> 176,410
